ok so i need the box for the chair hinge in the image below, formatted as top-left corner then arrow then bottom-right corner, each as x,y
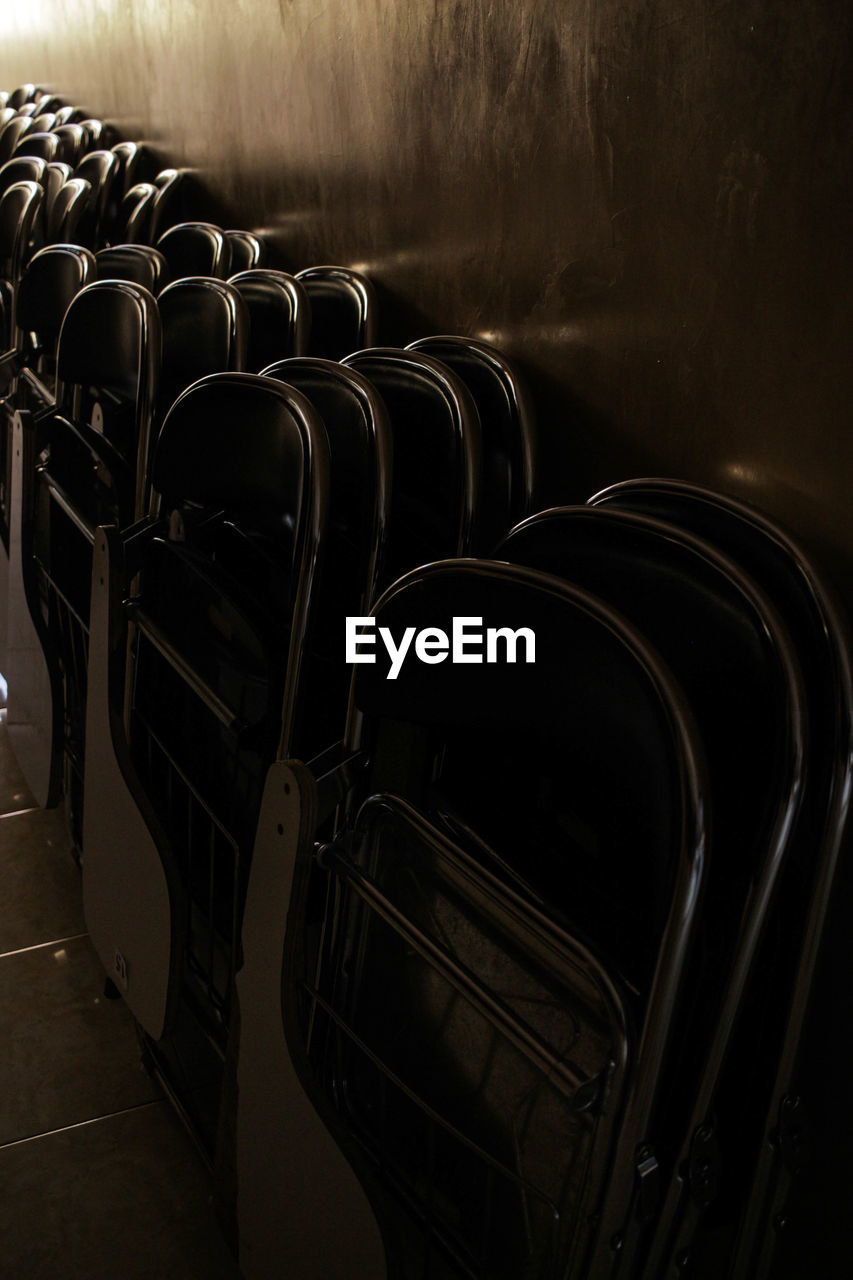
687,1124 -> 721,1207
635,1145 -> 661,1224
775,1094 -> 812,1174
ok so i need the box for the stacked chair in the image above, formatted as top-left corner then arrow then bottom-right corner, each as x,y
0,79 -> 850,1280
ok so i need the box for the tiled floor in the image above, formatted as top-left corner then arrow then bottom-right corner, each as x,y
0,702 -> 241,1278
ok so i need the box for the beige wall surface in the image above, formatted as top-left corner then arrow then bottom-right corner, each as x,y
2,0 -> 851,591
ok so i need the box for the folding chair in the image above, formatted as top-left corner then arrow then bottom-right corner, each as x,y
0,180 -> 43,344
5,242 -> 96,409
156,277 -> 247,423
8,85 -> 37,111
74,149 -> 119,246
82,370 -> 331,1081
44,176 -> 94,247
53,104 -> 85,125
408,335 -> 537,552
12,131 -> 59,164
0,244 -> 95,719
342,346 -> 481,587
226,230 -> 264,273
498,503 -> 807,1277
10,280 -> 160,832
30,113 -> 58,134
148,168 -> 196,242
0,116 -> 37,164
0,156 -> 47,200
52,123 -> 87,166
233,557 -> 709,1278
230,269 -> 310,371
258,356 -> 392,754
115,181 -> 157,244
590,478 -> 853,1279
156,221 -> 231,281
296,265 -> 377,359
95,244 -> 168,293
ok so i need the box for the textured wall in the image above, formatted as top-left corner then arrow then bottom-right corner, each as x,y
1,0 -> 852,590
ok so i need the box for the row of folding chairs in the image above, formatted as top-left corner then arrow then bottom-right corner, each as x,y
2,80 -> 850,1280
230,484 -> 850,1280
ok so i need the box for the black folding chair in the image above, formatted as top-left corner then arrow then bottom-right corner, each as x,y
296,265 -> 377,359
156,277 -> 247,424
0,116 -> 35,165
115,180 -> 156,244
8,85 -> 37,111
230,269 -> 310,371
5,242 -> 96,410
156,221 -> 232,281
0,180 -> 43,345
342,346 -> 482,587
81,370 -> 332,1088
148,168 -> 195,242
95,243 -> 168,293
44,176 -> 94,246
0,244 -> 95,753
15,280 -> 160,838
259,356 -> 392,755
232,557 -> 709,1278
408,334 -> 537,552
74,149 -> 119,246
0,155 -> 47,200
590,478 -> 853,1279
12,130 -> 59,164
226,230 -> 264,273
498,503 -> 807,1278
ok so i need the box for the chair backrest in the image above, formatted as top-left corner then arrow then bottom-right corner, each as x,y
284,556 -> 708,1280
0,116 -> 35,165
231,268 -> 310,371
498,502 -> 808,1273
156,220 -> 231,280
13,130 -> 58,163
157,276 -> 247,420
30,112 -> 57,133
34,94 -> 63,115
342,346 -> 481,587
111,140 -> 153,196
45,176 -> 93,246
80,118 -> 109,151
295,265 -> 377,359
0,181 -> 43,337
116,181 -> 156,244
143,370 -> 331,820
95,243 -> 168,293
52,123 -> 86,166
408,334 -> 537,552
148,168 -> 194,242
74,148 -> 119,242
53,104 -> 85,125
54,279 -> 161,525
227,229 -> 264,273
9,85 -> 36,111
590,477 -> 853,1277
260,355 -> 393,756
16,243 -> 96,374
0,155 -> 46,200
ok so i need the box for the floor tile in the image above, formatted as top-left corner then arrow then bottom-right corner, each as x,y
0,711 -> 36,815
0,805 -> 82,954
0,1100 -> 240,1279
0,934 -> 160,1145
